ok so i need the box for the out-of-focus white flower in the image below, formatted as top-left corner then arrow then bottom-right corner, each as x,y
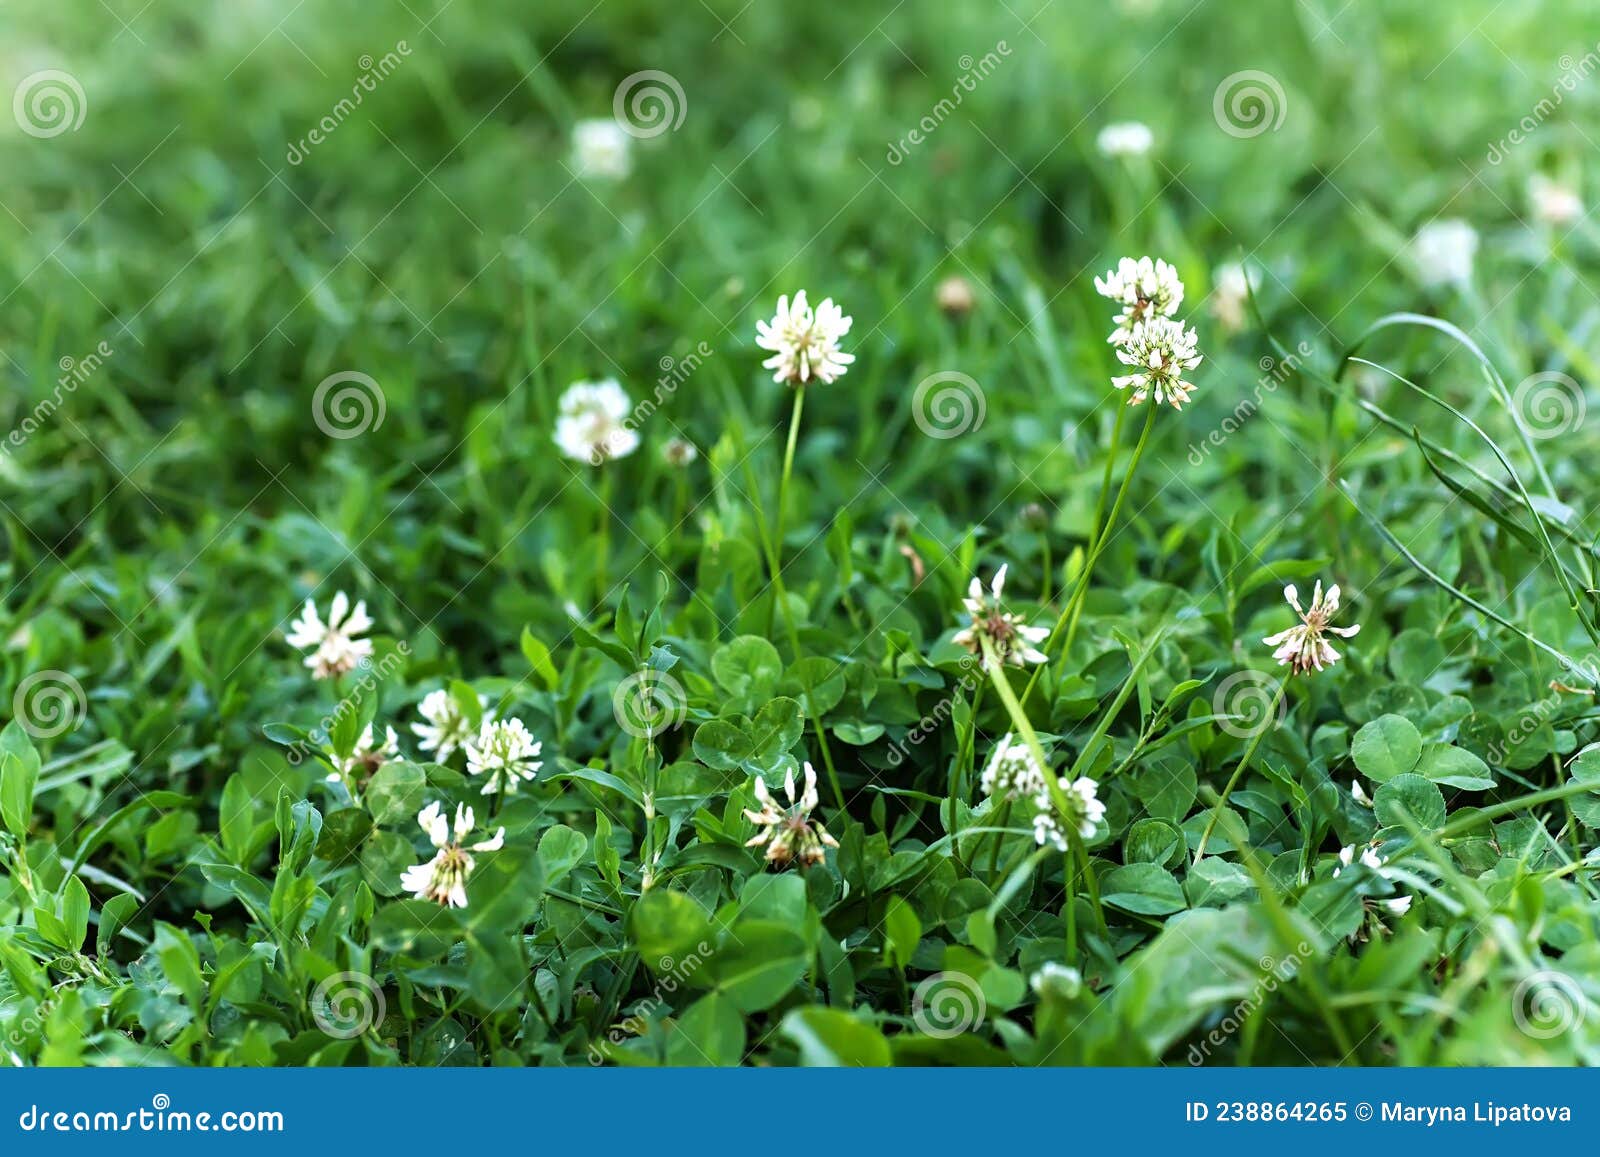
1111,317 -> 1203,409
1411,219 -> 1478,287
412,688 -> 493,761
743,761 -> 838,867
754,291 -> 855,386
1528,174 -> 1582,228
399,801 -> 505,908
980,733 -> 1047,802
952,564 -> 1050,670
1210,262 -> 1252,334
571,118 -> 632,179
286,591 -> 374,680
662,436 -> 699,467
1095,256 -> 1185,344
1097,121 -> 1153,158
1263,581 -> 1360,675
936,274 -> 976,317
1033,775 -> 1106,850
1030,961 -> 1083,1000
554,379 -> 640,464
464,717 -> 544,795
326,722 -> 399,788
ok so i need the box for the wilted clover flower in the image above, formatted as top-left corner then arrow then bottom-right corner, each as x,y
464,717 -> 544,795
743,761 -> 838,868
755,291 -> 855,386
1262,581 -> 1360,675
399,801 -> 504,909
952,564 -> 1050,671
1094,256 -> 1184,344
980,733 -> 1047,802
661,436 -> 699,467
412,688 -> 494,762
1111,316 -> 1203,409
326,722 -> 399,790
286,591 -> 374,680
1032,775 -> 1106,851
554,379 -> 640,464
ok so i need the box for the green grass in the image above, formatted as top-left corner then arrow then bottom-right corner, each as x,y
1,0 -> 1598,1066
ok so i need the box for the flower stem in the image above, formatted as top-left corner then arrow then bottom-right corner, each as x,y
767,387 -> 806,633
1193,679 -> 1288,864
596,467 -> 613,603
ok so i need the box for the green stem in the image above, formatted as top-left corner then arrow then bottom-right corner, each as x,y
596,467 -> 613,602
1193,679 -> 1288,864
767,387 -> 806,633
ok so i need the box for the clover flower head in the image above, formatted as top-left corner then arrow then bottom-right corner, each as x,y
1411,218 -> 1478,287
952,564 -> 1050,670
1528,174 -> 1582,228
1333,843 -> 1384,878
980,733 -> 1047,802
1210,262 -> 1252,334
1033,775 -> 1106,851
754,290 -> 855,386
399,800 -> 505,909
1095,255 -> 1185,343
554,379 -> 640,464
326,722 -> 400,789
285,591 -> 374,680
1262,580 -> 1360,675
1351,779 -> 1372,808
1111,316 -> 1202,409
743,761 -> 838,868
464,717 -> 544,795
412,688 -> 494,762
571,117 -> 632,180
661,437 -> 699,467
1096,121 -> 1153,158
1030,961 -> 1083,1000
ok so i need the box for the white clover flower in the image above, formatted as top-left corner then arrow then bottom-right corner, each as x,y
1111,316 -> 1203,409
464,717 -> 543,795
571,118 -> 632,180
1210,262 -> 1252,334
952,564 -> 1050,671
1333,843 -> 1383,878
661,436 -> 698,467
1030,961 -> 1083,1000
980,733 -> 1047,802
1262,580 -> 1360,675
1411,218 -> 1478,287
743,761 -> 838,868
1096,121 -> 1153,158
326,722 -> 399,788
1033,775 -> 1106,851
412,688 -> 494,762
285,591 -> 374,680
1351,779 -> 1372,808
754,291 -> 855,386
554,379 -> 641,464
1528,174 -> 1582,228
1382,895 -> 1413,916
1094,256 -> 1185,343
399,801 -> 505,909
